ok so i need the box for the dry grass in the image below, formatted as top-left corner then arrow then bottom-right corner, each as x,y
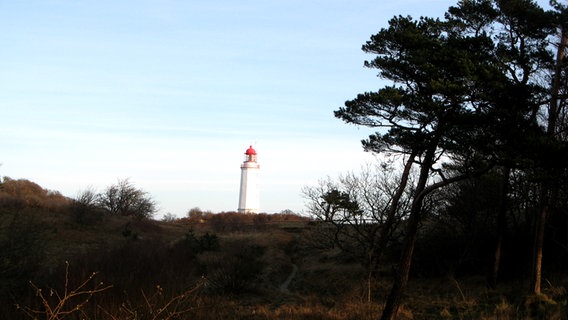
3,208 -> 568,320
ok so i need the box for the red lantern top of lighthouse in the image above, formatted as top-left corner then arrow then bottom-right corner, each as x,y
245,145 -> 257,155
244,145 -> 257,163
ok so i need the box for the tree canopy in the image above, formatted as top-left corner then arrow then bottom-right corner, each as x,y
333,0 -> 566,318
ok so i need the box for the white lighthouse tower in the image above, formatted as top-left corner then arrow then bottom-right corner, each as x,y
238,145 -> 260,213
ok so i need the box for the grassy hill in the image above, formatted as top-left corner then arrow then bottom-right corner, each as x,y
1,178 -> 566,319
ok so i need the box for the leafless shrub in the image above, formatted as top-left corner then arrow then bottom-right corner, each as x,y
72,187 -> 104,224
17,261 -> 112,320
97,179 -> 156,219
103,282 -> 205,320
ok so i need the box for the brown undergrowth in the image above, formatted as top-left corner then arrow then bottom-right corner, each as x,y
3,207 -> 568,319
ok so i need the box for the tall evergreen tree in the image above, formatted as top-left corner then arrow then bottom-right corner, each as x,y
336,0 -> 556,317
530,0 -> 568,295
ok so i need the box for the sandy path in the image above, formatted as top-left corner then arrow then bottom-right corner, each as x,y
278,264 -> 298,293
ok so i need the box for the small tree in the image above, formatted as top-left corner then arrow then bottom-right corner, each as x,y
302,160 -> 412,301
97,179 -> 156,219
72,187 -> 103,224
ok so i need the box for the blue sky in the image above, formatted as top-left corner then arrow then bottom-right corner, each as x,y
2,0 -> 479,217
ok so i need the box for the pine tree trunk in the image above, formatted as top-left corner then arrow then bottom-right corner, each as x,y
529,25 -> 567,295
371,152 -> 417,279
380,146 -> 435,320
380,209 -> 421,320
489,166 -> 510,289
531,187 -> 548,294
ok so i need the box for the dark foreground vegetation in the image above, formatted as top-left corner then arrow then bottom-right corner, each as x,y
1,0 -> 567,318
1,177 -> 567,319
318,0 -> 568,318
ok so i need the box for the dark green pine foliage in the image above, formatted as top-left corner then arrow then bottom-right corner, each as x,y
337,0 -> 555,169
334,0 -> 558,318
336,14 -> 505,168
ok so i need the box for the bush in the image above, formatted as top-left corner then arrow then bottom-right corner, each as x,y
0,178 -> 69,211
71,188 -> 104,225
17,261 -> 112,320
97,179 -> 156,219
61,238 -> 200,299
182,229 -> 220,255
209,212 -> 248,232
0,212 -> 45,298
200,243 -> 265,294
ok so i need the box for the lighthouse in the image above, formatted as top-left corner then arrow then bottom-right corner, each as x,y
238,145 -> 260,214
